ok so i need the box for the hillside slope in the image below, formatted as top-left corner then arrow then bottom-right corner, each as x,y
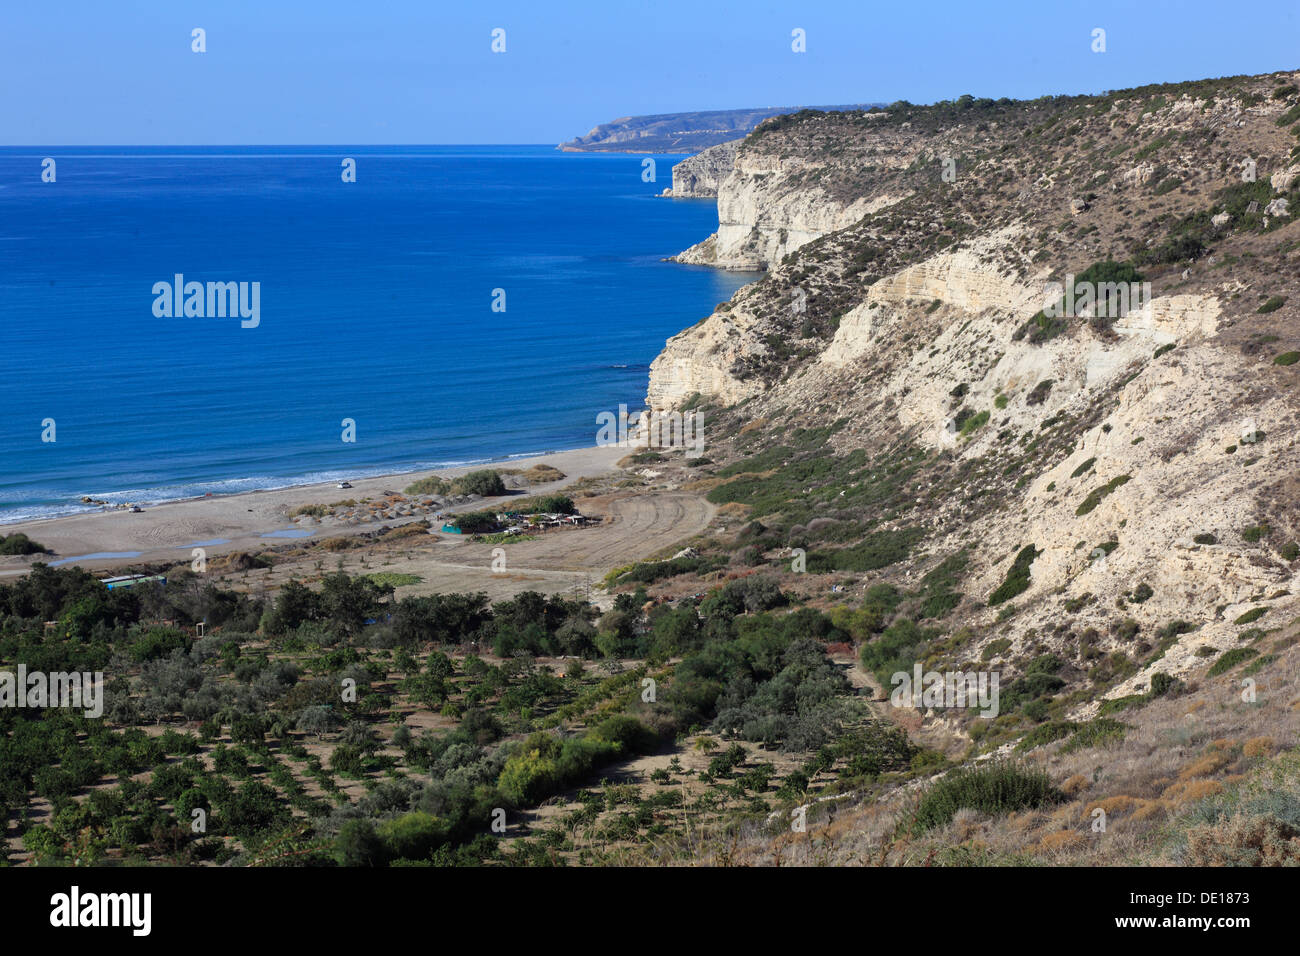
632,73 -> 1300,860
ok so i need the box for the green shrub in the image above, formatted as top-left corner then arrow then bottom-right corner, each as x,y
1060,718 -> 1128,753
617,555 -> 722,585
988,545 -> 1039,606
365,572 -> 421,588
1148,671 -> 1180,697
455,470 -> 506,497
960,410 -> 991,437
376,812 -> 446,862
914,552 -> 967,621
0,533 -> 49,555
1234,607 -> 1267,626
1076,474 -> 1131,516
1207,647 -> 1258,677
1098,693 -> 1148,716
1242,524 -> 1269,543
1063,593 -> 1093,613
130,627 -> 189,663
405,476 -> 451,496
1273,351 -> 1300,366
449,511 -> 498,534
860,617 -> 939,686
497,732 -> 623,808
1257,296 -> 1287,314
1026,380 -> 1053,406
590,715 -> 656,753
1018,310 -> 1068,344
1070,457 -> 1097,479
807,527 -> 923,573
981,637 -> 1012,661
1016,262 -> 1146,342
510,494 -> 576,515
1193,533 -> 1217,545
1277,103 -> 1300,126
906,762 -> 1061,834
1015,721 -> 1076,752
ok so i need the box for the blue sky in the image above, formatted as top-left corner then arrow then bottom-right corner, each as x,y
2,0 -> 1297,144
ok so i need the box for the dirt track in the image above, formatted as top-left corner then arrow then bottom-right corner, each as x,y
235,492 -> 716,604
496,494 -> 713,570
379,493 -> 714,602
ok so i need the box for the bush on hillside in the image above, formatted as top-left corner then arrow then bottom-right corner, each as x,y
906,762 -> 1062,834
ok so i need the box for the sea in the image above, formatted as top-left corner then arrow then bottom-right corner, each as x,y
0,145 -> 753,524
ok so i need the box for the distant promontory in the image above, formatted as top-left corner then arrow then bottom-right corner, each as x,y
558,105 -> 877,153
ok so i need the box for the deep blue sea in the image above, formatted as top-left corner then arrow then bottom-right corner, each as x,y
0,146 -> 751,523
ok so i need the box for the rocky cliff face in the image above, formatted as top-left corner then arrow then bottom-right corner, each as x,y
662,141 -> 739,198
646,73 -> 1300,719
674,141 -> 905,269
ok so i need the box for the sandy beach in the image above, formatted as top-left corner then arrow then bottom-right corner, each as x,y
0,445 -> 631,576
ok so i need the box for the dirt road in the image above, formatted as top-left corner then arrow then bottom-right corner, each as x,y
226,492 -> 716,604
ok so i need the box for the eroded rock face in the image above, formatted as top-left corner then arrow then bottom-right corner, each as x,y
1265,197 -> 1291,218
646,305 -> 767,411
645,75 -> 1300,717
822,229 -> 1042,367
1124,162 -> 1157,186
666,141 -> 739,198
676,147 -> 906,269
1271,163 -> 1300,193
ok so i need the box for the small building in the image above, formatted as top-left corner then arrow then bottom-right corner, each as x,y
100,574 -> 167,590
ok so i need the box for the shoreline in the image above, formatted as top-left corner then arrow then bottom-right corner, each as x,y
0,442 -> 600,527
0,444 -> 631,576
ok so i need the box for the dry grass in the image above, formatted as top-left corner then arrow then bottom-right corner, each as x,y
1034,830 -> 1086,854
679,477 -> 726,493
1244,736 -> 1275,757
1085,795 -> 1140,816
1060,773 -> 1089,797
686,627 -> 1300,865
520,464 -> 566,483
381,521 -> 431,539
1184,815 -> 1300,866
1161,778 -> 1224,805
1177,751 -> 1232,780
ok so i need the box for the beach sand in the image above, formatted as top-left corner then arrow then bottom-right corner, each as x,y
0,445 -> 630,576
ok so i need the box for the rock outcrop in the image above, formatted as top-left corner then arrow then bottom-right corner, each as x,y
662,141 -> 739,198
674,127 -> 907,269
